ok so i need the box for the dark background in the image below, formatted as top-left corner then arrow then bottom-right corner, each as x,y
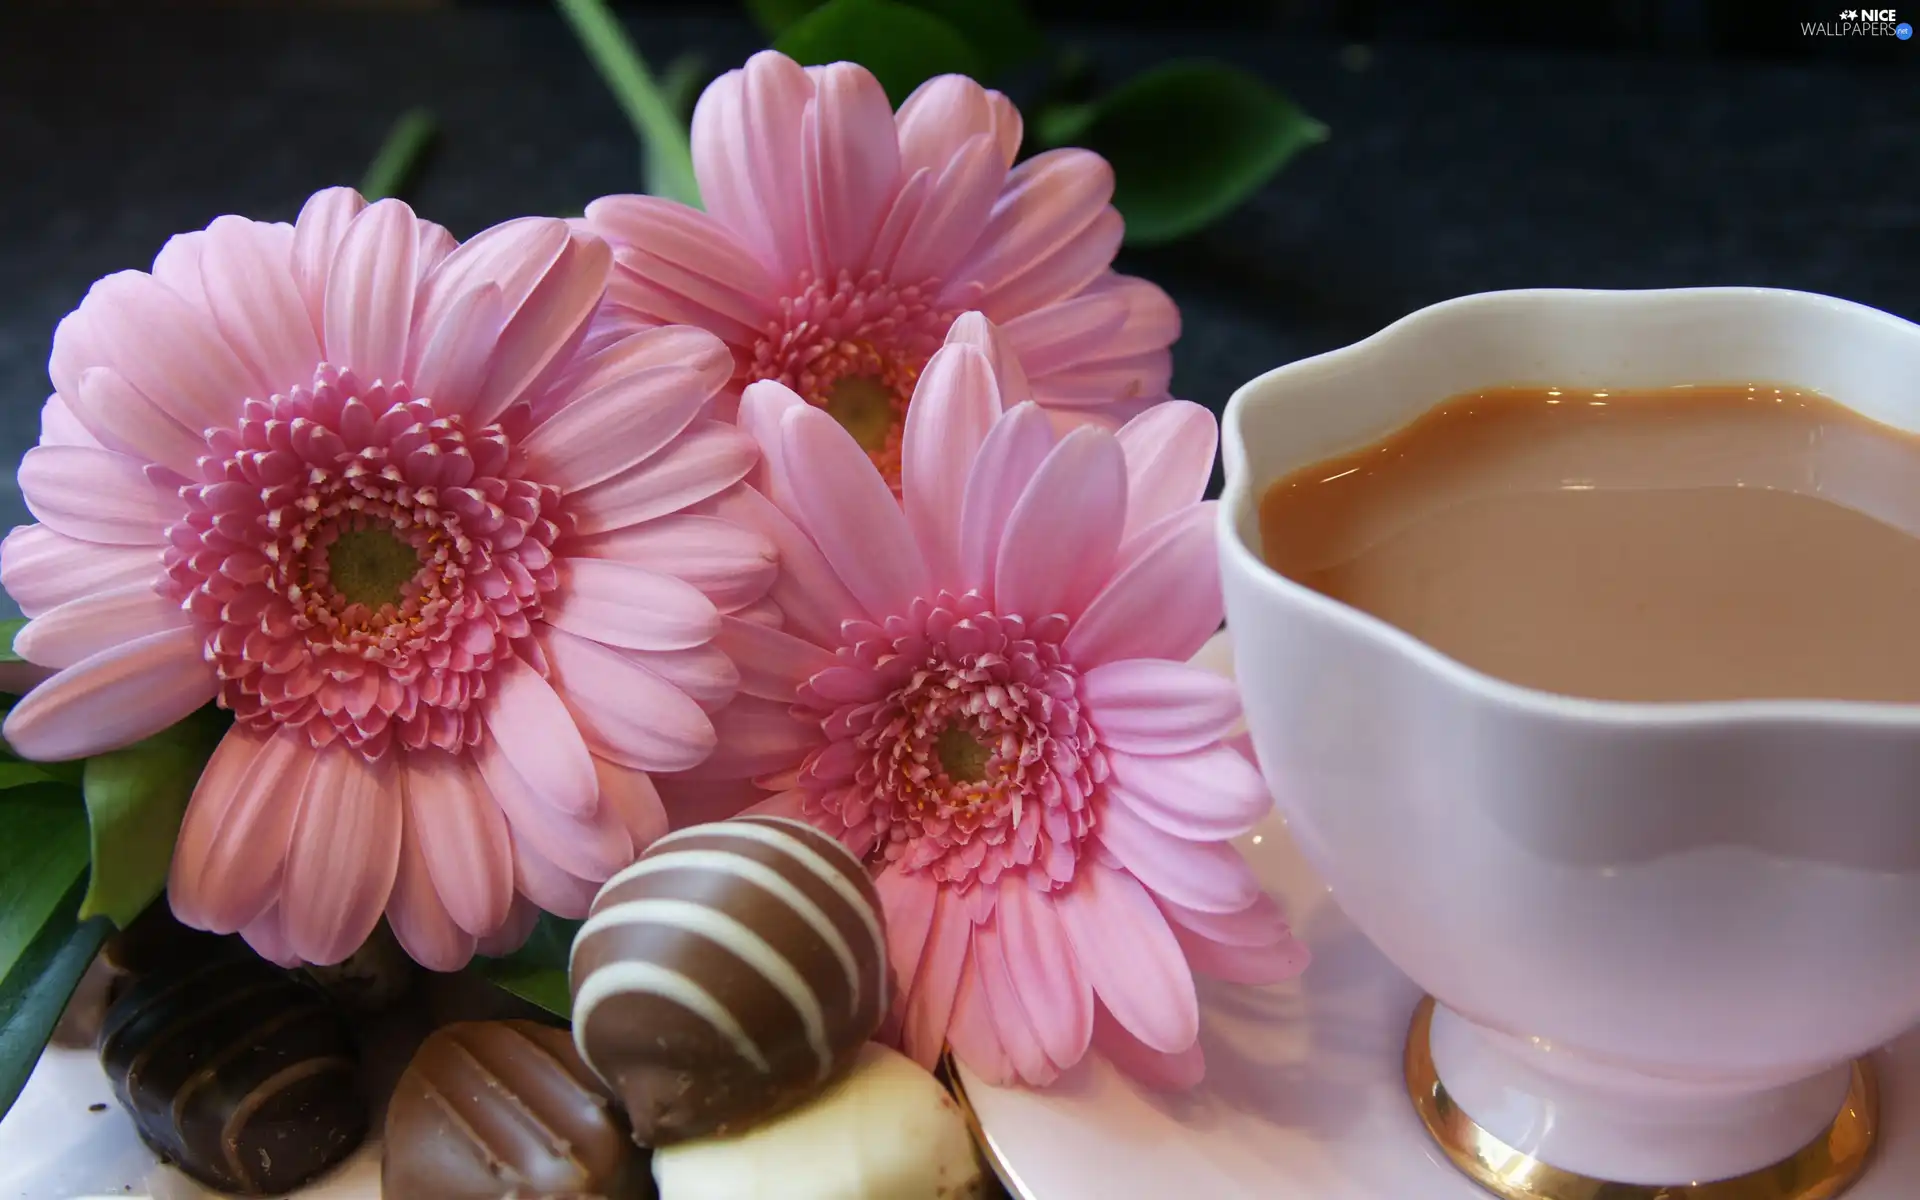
0,0 -> 1913,593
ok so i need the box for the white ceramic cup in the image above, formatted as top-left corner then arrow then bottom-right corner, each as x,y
1217,288 -> 1920,1187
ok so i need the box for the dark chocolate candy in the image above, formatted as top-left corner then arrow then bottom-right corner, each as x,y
97,951 -> 368,1195
570,815 -> 889,1146
382,1020 -> 652,1200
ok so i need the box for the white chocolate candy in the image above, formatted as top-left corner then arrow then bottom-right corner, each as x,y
653,1043 -> 986,1200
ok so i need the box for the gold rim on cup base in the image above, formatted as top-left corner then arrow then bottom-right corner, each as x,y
1404,997 -> 1880,1200
940,1050 -> 1041,1200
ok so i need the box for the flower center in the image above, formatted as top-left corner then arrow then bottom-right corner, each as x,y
747,269 -> 955,489
935,723 -> 992,786
322,524 -> 423,611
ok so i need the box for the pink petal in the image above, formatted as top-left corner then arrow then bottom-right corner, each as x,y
14,584 -> 188,670
994,426 -> 1126,621
2,626 -> 215,761
902,344 -> 1001,582
903,884 -> 972,1068
1105,746 -> 1272,842
523,329 -> 731,492
737,380 -> 809,512
1092,1002 -> 1205,1091
1054,860 -> 1198,1052
673,694 -> 823,781
1031,349 -> 1173,410
280,746 -> 404,966
151,230 -> 211,313
241,904 -> 303,969
416,220 -> 458,276
974,921 -> 1059,1085
948,149 -> 1113,313
1157,891 -> 1296,948
715,615 -> 834,702
409,282 -> 505,408
549,323 -> 734,407
565,513 -> 777,615
596,755 -> 670,852
39,396 -> 101,448
480,652 -> 599,816
1082,659 -> 1240,755
1011,273 -> 1179,383
411,217 -> 567,418
874,864 -> 939,1044
18,446 -> 183,546
957,403 -> 1054,597
652,774 -> 766,830
704,486 -> 860,648
474,228 -> 613,422
1,526 -> 158,618
1115,402 -> 1216,540
866,168 -> 932,282
50,272 -> 255,435
403,750 -> 515,937
477,896 -> 542,957
996,877 -> 1093,1071
546,557 -> 719,652
387,802 -> 479,972
475,735 -> 632,882
941,310 -> 1032,405
889,134 -> 1006,284
619,642 -> 739,713
945,959 -> 1014,1084
167,725 -> 312,931
691,51 -> 814,282
1065,503 -> 1221,667
539,625 -> 716,773
1168,916 -> 1310,985
896,75 -> 1022,177
979,209 -> 1124,324
781,404 -> 930,622
509,828 -> 602,919
292,187 -> 369,330
1095,797 -> 1260,914
199,215 -> 323,398
67,368 -> 203,476
585,197 -> 775,345
322,198 -> 420,387
801,62 -> 902,274
569,421 -> 758,536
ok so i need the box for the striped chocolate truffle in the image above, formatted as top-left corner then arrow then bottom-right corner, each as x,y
569,815 -> 889,1145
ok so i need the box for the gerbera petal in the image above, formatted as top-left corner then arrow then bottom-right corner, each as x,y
948,149 -> 1113,313
474,227 -> 613,422
1030,349 -> 1174,410
889,134 -> 1007,284
412,217 -> 569,417
940,310 -> 1032,405
1114,401 -> 1218,540
1105,746 -> 1272,842
619,643 -> 739,713
539,625 -> 716,773
167,725 -> 312,932
781,405 -> 930,621
978,209 -> 1125,323
1167,916 -> 1311,985
596,755 -> 670,852
1054,861 -> 1198,1053
14,583 -> 189,670
280,746 -> 404,966
586,196 -> 776,344
408,281 -> 505,408
957,402 -> 1054,597
996,876 -> 1093,1071
387,803 -> 480,972
903,884 -> 973,1069
416,220 -> 458,276
1095,797 -> 1261,914
18,446 -> 184,546
566,513 -> 777,614
0,526 -> 159,618
702,486 -> 860,648
1091,1002 -> 1206,1091
652,774 -> 766,830
994,426 -> 1126,622
403,749 -> 515,937
873,863 -> 939,1044
292,186 -> 368,329
69,368 -> 203,477
569,421 -> 758,536
1156,891 -> 1296,948
2,626 -> 215,761
1065,503 -> 1221,667
974,920 -> 1060,1086
945,961 -> 1015,1085
800,62 -> 901,275
478,896 -> 543,958
691,50 -> 814,280
902,344 -> 1001,582
241,904 -> 303,970
999,289 -> 1129,378
151,230 -> 211,312
510,827 -> 604,920
1082,659 -> 1240,755
50,271 -> 255,435
322,198 -> 420,387
896,74 -> 1022,176
715,615 -> 835,702
199,214 -> 323,398
674,694 -> 822,782
522,329 -> 731,493
737,380 -> 808,511
475,735 -> 631,883
546,557 -> 720,652
39,396 -> 101,448
480,652 -> 599,816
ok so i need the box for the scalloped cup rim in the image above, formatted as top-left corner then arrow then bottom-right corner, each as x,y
1218,285 -> 1920,730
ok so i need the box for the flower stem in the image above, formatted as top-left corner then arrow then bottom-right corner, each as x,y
554,0 -> 701,208
358,108 -> 437,202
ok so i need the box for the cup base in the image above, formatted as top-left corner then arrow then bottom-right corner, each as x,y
1404,997 -> 1879,1199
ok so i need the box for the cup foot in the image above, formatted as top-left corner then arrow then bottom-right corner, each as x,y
1404,998 -> 1879,1199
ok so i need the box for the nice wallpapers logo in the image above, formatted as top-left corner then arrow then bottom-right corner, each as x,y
1803,7 -> 1914,36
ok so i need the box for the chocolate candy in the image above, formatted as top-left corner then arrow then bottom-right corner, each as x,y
98,951 -> 368,1195
570,815 -> 889,1145
382,1020 -> 652,1200
652,1043 -> 986,1200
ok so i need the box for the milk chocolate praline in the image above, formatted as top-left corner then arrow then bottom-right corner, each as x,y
382,1020 -> 652,1200
570,816 -> 890,1145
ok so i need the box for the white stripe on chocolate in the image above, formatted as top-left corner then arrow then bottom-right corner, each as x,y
643,819 -> 883,960
573,960 -> 772,1075
579,898 -> 832,1078
580,848 -> 863,1007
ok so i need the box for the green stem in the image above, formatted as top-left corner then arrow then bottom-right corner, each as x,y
554,0 -> 701,207
358,108 -> 437,202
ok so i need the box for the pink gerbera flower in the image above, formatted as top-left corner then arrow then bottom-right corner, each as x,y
677,312 -> 1306,1088
2,188 -> 776,971
582,51 -> 1179,487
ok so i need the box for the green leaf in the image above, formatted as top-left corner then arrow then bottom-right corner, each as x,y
0,618 -> 25,664
472,914 -> 581,1018
776,0 -> 981,106
1037,61 -> 1327,247
746,0 -> 823,35
905,0 -> 1042,79
0,784 -> 90,987
0,874 -> 110,1121
78,707 -> 228,929
557,0 -> 702,208
359,108 -> 438,203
